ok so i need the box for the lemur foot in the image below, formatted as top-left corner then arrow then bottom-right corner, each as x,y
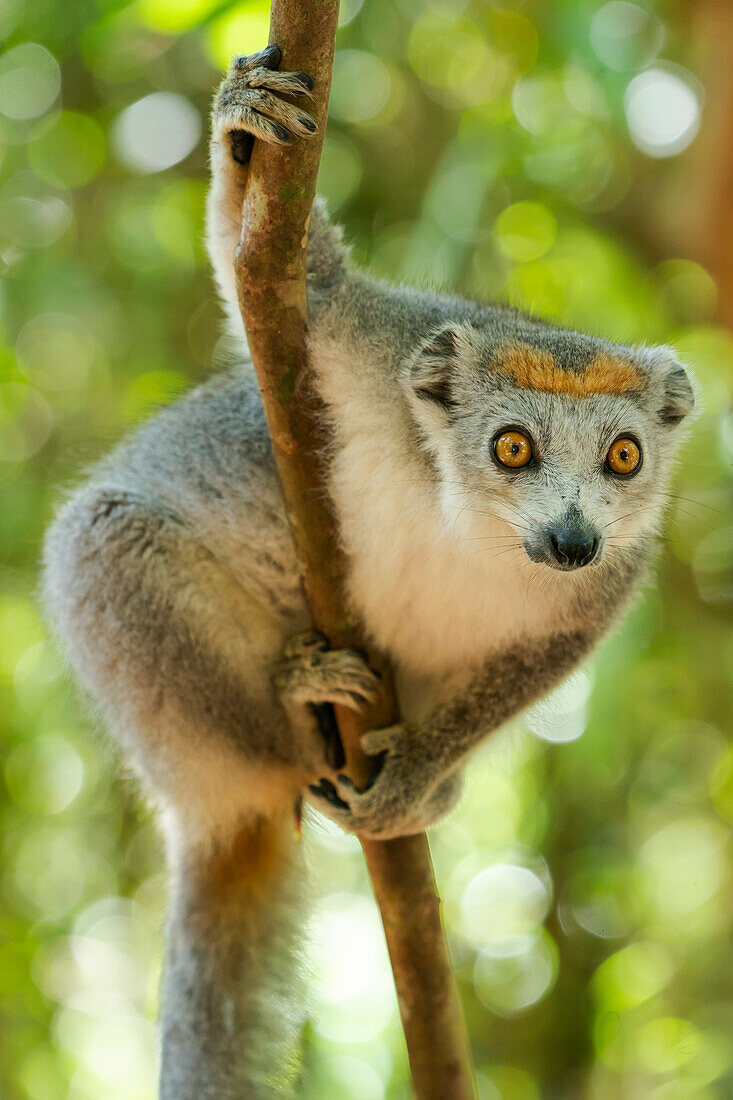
275,631 -> 383,713
308,725 -> 464,839
276,631 -> 383,772
213,45 -> 316,164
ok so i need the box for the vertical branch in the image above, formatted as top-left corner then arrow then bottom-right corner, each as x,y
688,1 -> 733,327
234,2 -> 476,1097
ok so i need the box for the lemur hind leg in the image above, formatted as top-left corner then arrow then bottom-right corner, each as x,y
206,46 -> 316,321
43,480 -> 327,1097
42,485 -> 315,831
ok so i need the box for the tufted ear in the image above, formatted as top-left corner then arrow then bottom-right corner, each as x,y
646,347 -> 697,427
405,323 -> 477,411
659,361 -> 696,426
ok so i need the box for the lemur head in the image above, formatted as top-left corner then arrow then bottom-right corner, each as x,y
403,317 -> 696,572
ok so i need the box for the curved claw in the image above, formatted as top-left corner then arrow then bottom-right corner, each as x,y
292,72 -> 315,94
309,703 -> 345,770
232,45 -> 281,73
337,750 -> 386,795
309,778 -> 350,811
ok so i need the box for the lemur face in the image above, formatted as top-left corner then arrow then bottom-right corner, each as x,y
404,322 -> 696,573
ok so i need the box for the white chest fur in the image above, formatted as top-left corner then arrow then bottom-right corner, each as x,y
311,334 -> 564,681
333,444 -> 559,675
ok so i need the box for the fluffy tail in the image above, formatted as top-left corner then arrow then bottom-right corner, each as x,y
159,813 -> 307,1099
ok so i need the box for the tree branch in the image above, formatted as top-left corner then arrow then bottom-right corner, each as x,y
233,2 -> 475,1096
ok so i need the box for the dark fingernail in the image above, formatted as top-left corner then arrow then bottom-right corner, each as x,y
274,124 -> 291,142
317,778 -> 350,809
296,73 -> 315,91
309,703 -> 345,770
303,118 -> 317,134
263,44 -> 282,68
352,646 -> 369,662
230,130 -> 254,164
366,752 -> 387,787
326,742 -> 346,770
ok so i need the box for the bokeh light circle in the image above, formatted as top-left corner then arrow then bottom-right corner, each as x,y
625,66 -> 702,158
0,43 -> 60,121
113,93 -> 201,173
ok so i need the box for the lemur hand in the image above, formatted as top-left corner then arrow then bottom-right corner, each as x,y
309,724 -> 464,840
213,46 -> 316,164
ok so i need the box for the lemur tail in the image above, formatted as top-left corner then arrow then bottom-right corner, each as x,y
159,813 -> 308,1099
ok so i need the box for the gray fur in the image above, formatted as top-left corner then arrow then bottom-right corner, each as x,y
42,52 -> 696,1096
160,822 -> 306,1100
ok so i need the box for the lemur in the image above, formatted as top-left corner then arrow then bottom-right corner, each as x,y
43,47 -> 696,1100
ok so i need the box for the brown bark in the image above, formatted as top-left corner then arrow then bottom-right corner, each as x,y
609,2 -> 733,325
233,2 -> 475,1097
687,1 -> 733,327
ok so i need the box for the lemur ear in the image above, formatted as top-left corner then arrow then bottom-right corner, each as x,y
405,323 -> 477,411
644,347 -> 697,427
660,363 -> 696,426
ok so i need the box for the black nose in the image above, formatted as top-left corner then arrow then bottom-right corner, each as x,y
549,530 -> 599,568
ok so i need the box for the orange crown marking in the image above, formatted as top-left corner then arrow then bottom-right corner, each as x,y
493,343 -> 643,396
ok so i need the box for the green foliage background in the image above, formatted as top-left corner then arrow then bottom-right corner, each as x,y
1,1 -> 732,1098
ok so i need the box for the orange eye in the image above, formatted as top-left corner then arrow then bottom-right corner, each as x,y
607,437 -> 642,476
494,430 -> 533,469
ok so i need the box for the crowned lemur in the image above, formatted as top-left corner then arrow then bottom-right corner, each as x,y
43,46 -> 696,1100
